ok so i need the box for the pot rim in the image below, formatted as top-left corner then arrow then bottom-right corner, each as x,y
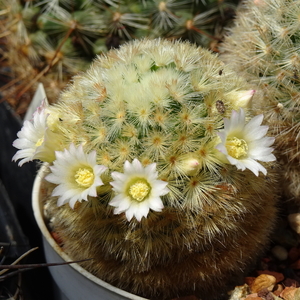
32,163 -> 148,300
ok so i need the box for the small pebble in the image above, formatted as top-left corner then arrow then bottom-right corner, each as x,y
271,245 -> 288,261
228,284 -> 249,300
288,247 -> 300,262
256,270 -> 284,283
290,258 -> 300,270
283,278 -> 300,287
244,296 -> 263,300
250,274 -> 276,293
288,213 -> 300,234
279,286 -> 299,300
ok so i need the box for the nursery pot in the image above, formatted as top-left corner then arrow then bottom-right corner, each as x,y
32,164 -> 148,300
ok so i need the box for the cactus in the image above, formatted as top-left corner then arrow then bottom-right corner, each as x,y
0,0 -> 239,114
12,39 -> 278,299
220,0 -> 300,204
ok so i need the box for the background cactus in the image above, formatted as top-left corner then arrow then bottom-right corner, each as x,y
13,39 -> 279,299
220,0 -> 300,205
0,0 -> 239,115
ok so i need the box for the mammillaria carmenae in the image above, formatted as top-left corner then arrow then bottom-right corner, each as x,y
13,39 -> 278,299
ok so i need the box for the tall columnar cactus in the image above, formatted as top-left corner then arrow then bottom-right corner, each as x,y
13,39 -> 278,299
0,0 -> 239,114
220,0 -> 300,204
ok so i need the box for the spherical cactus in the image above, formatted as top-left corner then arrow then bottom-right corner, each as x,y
220,0 -> 300,204
13,39 -> 278,299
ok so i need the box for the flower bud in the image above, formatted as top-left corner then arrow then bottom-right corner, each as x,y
226,89 -> 256,109
179,157 -> 200,176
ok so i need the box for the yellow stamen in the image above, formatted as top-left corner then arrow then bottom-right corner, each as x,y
75,168 -> 94,188
226,137 -> 248,159
128,180 -> 150,202
35,137 -> 44,147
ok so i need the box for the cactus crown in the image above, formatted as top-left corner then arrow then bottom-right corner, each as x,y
12,38 -> 277,213
38,39 -> 264,211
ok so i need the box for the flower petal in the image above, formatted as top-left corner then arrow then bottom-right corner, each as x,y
240,158 -> 267,176
148,197 -> 164,211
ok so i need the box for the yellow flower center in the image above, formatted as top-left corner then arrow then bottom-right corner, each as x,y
35,137 -> 44,147
128,180 -> 150,202
75,168 -> 94,188
226,137 -> 248,159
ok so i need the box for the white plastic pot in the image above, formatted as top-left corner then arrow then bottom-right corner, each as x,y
32,165 -> 148,300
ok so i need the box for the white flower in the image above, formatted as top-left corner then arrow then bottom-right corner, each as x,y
12,101 -> 58,166
216,108 -> 276,176
109,158 -> 169,222
45,144 -> 107,208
